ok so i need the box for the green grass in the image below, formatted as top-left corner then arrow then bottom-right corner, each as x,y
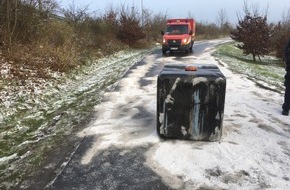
212,42 -> 286,93
0,49 -> 149,189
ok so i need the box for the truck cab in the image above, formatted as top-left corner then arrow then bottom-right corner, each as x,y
161,19 -> 196,55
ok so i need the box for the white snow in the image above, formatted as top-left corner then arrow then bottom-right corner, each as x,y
0,49 -> 152,190
84,39 -> 290,189
0,153 -> 17,163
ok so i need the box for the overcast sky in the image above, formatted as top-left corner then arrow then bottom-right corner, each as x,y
59,0 -> 290,24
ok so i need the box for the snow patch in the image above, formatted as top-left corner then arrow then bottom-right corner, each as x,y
84,39 -> 290,189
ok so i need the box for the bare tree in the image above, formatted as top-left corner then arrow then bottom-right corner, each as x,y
4,0 -> 18,53
187,11 -> 195,19
117,4 -> 145,46
216,8 -> 228,31
150,12 -> 167,41
63,0 -> 89,25
141,8 -> 153,40
281,8 -> 290,24
0,0 -> 59,49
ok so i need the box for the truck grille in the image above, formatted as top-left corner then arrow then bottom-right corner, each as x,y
167,39 -> 181,47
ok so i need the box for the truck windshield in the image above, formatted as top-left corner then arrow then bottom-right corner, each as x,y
166,25 -> 188,35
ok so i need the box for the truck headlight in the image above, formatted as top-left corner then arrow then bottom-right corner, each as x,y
163,38 -> 166,44
183,38 -> 188,44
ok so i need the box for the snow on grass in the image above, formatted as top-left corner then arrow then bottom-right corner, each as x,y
2,39 -> 290,189
212,42 -> 285,93
0,153 -> 17,163
0,48 -> 150,188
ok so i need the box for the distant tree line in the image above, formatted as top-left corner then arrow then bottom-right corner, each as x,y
0,0 -> 168,72
2,0 -> 288,73
0,0 -> 233,72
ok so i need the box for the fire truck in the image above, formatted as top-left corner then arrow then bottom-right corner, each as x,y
161,19 -> 196,55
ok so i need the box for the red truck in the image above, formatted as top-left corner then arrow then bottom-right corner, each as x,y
161,19 -> 196,55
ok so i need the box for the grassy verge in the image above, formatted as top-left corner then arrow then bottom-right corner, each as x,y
212,42 -> 286,93
0,49 -> 150,189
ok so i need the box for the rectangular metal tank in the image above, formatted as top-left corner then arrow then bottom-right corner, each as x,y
157,63 -> 226,141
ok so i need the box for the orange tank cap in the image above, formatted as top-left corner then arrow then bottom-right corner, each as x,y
185,66 -> 197,71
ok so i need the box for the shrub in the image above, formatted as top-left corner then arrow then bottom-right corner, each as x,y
230,13 -> 272,62
117,5 -> 145,46
271,15 -> 290,60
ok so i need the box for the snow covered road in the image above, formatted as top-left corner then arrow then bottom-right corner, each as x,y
49,39 -> 290,190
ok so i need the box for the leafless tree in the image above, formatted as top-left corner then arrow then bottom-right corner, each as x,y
216,8 -> 228,30
63,0 -> 89,25
187,11 -> 195,20
141,8 -> 153,39
2,0 -> 19,53
117,4 -> 145,45
281,8 -> 290,24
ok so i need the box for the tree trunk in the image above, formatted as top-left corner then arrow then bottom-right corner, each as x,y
5,0 -> 18,55
252,54 -> 256,62
38,0 -> 43,12
6,0 -> 11,53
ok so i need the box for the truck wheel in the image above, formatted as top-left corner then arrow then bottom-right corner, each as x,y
189,42 -> 193,53
189,46 -> 193,53
162,49 -> 166,55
